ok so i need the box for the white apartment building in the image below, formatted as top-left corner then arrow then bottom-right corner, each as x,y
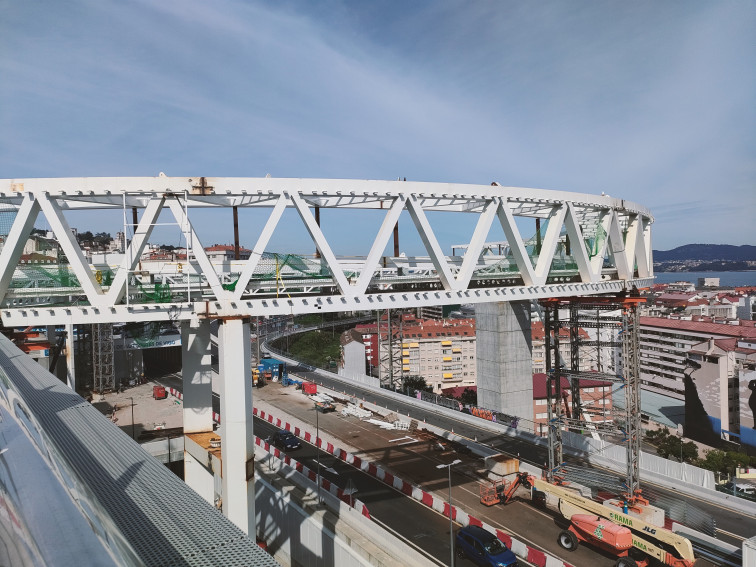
365,318 -> 477,392
636,316 -> 756,400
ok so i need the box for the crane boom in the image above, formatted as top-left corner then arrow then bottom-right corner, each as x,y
532,478 -> 695,564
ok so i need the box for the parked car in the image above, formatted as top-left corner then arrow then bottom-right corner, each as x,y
456,525 -> 518,567
271,430 -> 301,451
722,481 -> 756,497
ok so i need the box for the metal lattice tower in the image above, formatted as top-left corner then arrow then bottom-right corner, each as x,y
569,303 -> 582,420
622,302 -> 642,500
378,308 -> 403,389
542,295 -> 644,493
92,322 -> 114,396
544,306 -> 564,481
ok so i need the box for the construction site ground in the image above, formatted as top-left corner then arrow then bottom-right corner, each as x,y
91,374 -> 717,567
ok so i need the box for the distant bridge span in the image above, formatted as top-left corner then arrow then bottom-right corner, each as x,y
0,177 -> 653,325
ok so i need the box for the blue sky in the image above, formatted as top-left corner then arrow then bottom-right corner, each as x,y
1,1 -> 754,254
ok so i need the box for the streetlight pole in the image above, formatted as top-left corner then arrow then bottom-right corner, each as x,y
437,459 -> 461,566
128,397 -> 135,440
315,403 -> 321,504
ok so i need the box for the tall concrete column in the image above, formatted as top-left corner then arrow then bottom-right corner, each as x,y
181,319 -> 215,504
218,317 -> 255,534
181,319 -> 213,434
475,301 -> 534,430
65,323 -> 76,391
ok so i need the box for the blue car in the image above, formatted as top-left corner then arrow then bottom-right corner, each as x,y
271,430 -> 301,451
456,525 -> 518,567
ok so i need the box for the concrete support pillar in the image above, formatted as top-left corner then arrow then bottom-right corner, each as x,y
65,323 -> 76,391
182,318 -> 215,505
475,301 -> 534,430
181,319 -> 213,434
218,318 -> 255,534
184,452 -> 215,505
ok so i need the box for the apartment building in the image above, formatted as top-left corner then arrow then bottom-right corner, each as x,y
637,316 -> 756,401
204,244 -> 252,261
400,318 -> 476,392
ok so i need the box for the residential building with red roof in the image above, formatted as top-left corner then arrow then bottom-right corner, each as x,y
353,315 -> 476,392
205,244 -> 252,261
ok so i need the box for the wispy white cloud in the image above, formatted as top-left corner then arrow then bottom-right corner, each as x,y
0,0 -> 753,251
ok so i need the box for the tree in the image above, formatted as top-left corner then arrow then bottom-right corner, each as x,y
77,231 -> 94,244
457,387 -> 477,406
403,375 -> 432,395
645,427 -> 669,445
644,428 -> 698,463
696,449 -> 756,476
93,232 -> 112,248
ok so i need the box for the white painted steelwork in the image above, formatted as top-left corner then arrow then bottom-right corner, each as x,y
0,177 -> 653,324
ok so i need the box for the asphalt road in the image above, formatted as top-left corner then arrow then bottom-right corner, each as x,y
252,384 -> 628,567
270,359 -> 754,550
256,415 -> 467,567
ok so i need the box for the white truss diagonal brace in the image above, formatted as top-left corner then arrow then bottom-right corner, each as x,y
352,196 -> 405,295
590,210 -> 613,276
232,195 -> 288,301
625,214 -> 651,278
0,195 -> 41,300
605,210 -> 631,280
455,200 -> 498,288
533,205 -> 567,285
165,198 -> 227,301
106,197 -> 165,305
290,193 -> 351,295
495,199 -> 536,287
37,194 -> 107,306
564,203 -> 595,283
405,194 -> 456,291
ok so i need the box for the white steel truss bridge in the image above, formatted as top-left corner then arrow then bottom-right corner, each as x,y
0,177 -> 653,325
0,175 -> 655,536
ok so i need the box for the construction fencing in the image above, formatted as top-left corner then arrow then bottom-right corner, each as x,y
561,429 -> 715,490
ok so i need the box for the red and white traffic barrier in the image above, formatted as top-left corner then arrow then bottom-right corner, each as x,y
165,393 -> 570,566
253,436 -> 371,519
258,407 -> 575,567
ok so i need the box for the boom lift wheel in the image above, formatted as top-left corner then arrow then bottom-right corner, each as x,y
557,530 -> 578,551
614,558 -> 638,567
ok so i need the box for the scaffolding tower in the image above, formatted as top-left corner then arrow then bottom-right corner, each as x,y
378,308 -> 403,390
92,323 -> 114,397
541,294 -> 645,502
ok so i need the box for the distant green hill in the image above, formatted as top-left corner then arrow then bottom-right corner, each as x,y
653,244 -> 756,262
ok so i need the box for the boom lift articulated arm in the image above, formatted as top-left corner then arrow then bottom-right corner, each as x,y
531,478 -> 697,567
